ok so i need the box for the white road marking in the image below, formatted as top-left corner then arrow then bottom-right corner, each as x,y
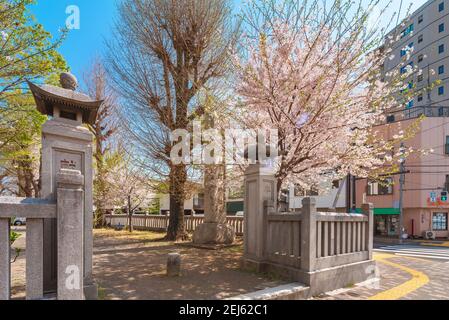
374,245 -> 449,261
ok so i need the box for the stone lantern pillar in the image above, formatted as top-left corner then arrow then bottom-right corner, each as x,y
28,73 -> 102,299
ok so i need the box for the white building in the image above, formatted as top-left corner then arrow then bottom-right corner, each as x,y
159,194 -> 198,215
288,179 -> 348,212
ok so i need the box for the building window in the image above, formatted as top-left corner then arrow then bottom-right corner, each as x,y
418,94 -> 423,102
367,178 -> 393,196
401,24 -> 414,38
294,185 -> 319,197
433,213 -> 448,231
332,180 -> 340,189
401,82 -> 413,94
440,2 -> 445,12
407,100 -> 414,108
439,44 -> 445,54
418,54 -> 423,63
440,23 -> 445,33
193,193 -> 204,208
400,62 -> 414,74
418,35 -> 423,43
418,74 -> 424,82
418,15 -> 424,24
401,43 -> 414,57
439,86 -> 445,95
439,65 -> 445,74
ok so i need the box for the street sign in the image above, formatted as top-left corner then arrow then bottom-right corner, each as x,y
430,192 -> 437,203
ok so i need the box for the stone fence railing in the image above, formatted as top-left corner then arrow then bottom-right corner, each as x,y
104,214 -> 244,236
264,200 -> 373,274
242,161 -> 376,297
0,169 -> 86,300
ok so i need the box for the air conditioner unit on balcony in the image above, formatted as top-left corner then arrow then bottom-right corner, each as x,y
423,230 -> 436,240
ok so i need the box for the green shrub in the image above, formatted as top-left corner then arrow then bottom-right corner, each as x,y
10,231 -> 21,245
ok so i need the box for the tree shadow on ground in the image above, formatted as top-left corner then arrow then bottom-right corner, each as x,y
93,236 -> 282,300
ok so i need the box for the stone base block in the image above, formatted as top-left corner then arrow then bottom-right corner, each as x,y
228,283 -> 310,300
303,260 -> 377,297
192,222 -> 235,245
243,257 -> 377,299
167,253 -> 182,277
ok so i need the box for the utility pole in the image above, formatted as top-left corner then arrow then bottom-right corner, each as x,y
352,175 -> 357,212
346,174 -> 352,213
398,143 -> 406,244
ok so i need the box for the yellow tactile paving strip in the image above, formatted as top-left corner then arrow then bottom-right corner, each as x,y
368,253 -> 430,300
421,241 -> 449,248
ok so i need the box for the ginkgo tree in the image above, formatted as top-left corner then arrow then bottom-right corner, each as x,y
236,0 -> 427,194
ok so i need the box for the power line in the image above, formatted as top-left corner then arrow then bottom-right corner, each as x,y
405,165 -> 449,167
409,171 -> 449,174
403,180 -> 445,189
403,188 -> 444,191
396,0 -> 404,27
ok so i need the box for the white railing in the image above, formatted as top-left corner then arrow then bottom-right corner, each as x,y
104,214 -> 244,236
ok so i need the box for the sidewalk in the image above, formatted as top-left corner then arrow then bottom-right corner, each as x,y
312,252 -> 449,300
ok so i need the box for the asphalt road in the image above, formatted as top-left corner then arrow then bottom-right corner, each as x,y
374,243 -> 449,261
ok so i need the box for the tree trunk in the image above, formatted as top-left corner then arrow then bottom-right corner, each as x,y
127,194 -> 133,233
166,164 -> 188,241
94,208 -> 106,229
16,159 -> 36,198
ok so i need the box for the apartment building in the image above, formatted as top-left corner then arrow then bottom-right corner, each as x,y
354,1 -> 449,239
384,0 -> 449,118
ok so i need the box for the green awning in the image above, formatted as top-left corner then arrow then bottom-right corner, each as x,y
355,208 -> 400,215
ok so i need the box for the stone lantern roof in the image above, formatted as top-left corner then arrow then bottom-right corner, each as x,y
27,73 -> 103,126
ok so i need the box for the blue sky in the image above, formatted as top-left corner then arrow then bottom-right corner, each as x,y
31,0 -> 119,77
30,0 -> 429,80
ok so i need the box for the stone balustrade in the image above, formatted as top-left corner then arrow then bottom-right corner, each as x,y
263,199 -> 374,275
243,163 -> 376,297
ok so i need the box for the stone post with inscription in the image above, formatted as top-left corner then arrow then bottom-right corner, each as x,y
57,169 -> 85,300
28,73 -> 102,299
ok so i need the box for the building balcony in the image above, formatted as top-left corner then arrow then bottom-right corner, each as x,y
385,106 -> 449,123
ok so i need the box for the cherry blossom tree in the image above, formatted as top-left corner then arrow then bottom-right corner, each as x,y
236,0 -> 425,194
107,151 -> 152,233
